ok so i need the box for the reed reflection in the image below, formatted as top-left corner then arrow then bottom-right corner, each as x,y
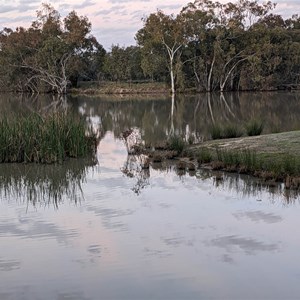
75,92 -> 300,146
0,158 -> 96,208
196,169 -> 300,204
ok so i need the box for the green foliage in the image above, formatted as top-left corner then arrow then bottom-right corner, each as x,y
210,124 -> 222,140
214,148 -> 300,177
210,123 -> 243,139
168,135 -> 186,153
245,119 -> 264,136
222,124 -> 244,139
103,45 -> 144,82
0,4 -> 105,93
197,148 -> 213,164
134,0 -> 300,92
0,113 -> 97,163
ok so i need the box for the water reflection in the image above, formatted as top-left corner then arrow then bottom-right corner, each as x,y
233,211 -> 283,224
0,258 -> 21,272
0,94 -> 70,118
74,91 -> 300,146
121,154 -> 150,195
0,158 -> 96,207
209,235 -> 279,255
1,93 -> 300,299
206,170 -> 300,204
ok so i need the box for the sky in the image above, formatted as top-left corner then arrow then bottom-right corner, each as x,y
0,0 -> 299,50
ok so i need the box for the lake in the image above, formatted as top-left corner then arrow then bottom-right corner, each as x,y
0,92 -> 300,299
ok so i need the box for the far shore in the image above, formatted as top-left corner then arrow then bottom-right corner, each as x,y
70,81 -> 300,96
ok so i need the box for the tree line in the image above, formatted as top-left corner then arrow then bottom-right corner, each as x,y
0,0 -> 299,94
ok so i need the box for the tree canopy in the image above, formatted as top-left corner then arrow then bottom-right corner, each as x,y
136,0 -> 300,93
0,1 -> 299,94
0,4 -> 105,94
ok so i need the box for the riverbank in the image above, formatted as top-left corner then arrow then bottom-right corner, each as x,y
71,82 -> 170,95
184,131 -> 300,189
131,131 -> 300,190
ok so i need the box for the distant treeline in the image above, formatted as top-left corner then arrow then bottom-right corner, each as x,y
0,0 -> 299,94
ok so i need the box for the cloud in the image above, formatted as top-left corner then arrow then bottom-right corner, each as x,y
73,0 -> 96,9
109,0 -> 150,3
0,0 -> 297,50
94,5 -> 126,16
0,5 -> 16,14
157,4 -> 183,10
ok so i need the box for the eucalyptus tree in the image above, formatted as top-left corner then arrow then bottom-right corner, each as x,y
103,45 -> 144,82
180,0 -> 220,91
0,4 -> 104,93
136,10 -> 186,94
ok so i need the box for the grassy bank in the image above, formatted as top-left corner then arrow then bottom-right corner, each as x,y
186,131 -> 300,189
0,113 -> 98,163
125,131 -> 300,190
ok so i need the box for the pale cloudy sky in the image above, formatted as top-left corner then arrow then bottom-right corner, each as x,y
0,0 -> 299,49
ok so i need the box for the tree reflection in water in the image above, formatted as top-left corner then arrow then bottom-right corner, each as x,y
121,154 -> 150,195
0,157 -> 97,208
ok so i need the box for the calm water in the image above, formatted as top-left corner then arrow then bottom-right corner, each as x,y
1,92 -> 300,300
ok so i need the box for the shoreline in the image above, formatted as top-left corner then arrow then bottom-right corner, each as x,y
134,131 -> 300,190
184,131 -> 300,190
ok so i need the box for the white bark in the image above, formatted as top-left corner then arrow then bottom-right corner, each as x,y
162,38 -> 182,95
219,52 -> 251,92
19,53 -> 71,94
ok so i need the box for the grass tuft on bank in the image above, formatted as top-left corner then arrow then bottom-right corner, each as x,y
0,113 -> 98,164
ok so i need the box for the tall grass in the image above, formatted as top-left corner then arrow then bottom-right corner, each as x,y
168,134 -> 186,154
223,124 -> 244,139
214,148 -> 300,178
196,148 -> 213,164
0,113 -> 97,163
210,123 -> 243,140
210,124 -> 222,140
245,119 -> 264,136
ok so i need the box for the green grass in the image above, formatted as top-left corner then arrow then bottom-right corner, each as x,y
210,124 -> 222,140
210,123 -> 243,140
222,124 -> 244,139
168,135 -> 186,154
196,148 -> 213,164
0,113 -> 97,163
212,147 -> 300,178
245,119 -> 264,136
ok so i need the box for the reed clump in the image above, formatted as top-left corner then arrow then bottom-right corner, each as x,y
245,119 -> 264,136
213,148 -> 300,183
0,113 -> 97,164
210,123 -> 243,140
168,134 -> 186,154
